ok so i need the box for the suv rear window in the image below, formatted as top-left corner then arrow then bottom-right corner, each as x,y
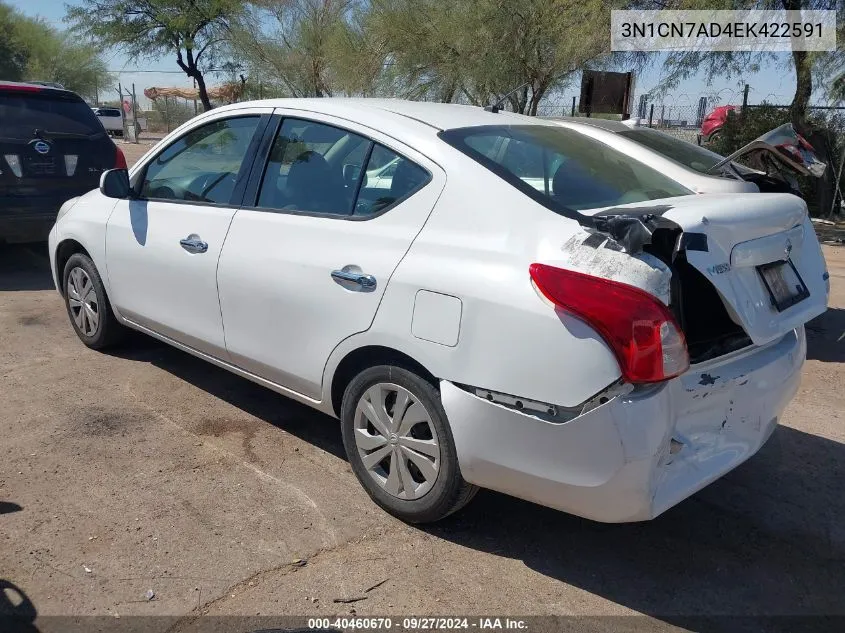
0,91 -> 104,139
95,108 -> 122,117
440,125 -> 691,212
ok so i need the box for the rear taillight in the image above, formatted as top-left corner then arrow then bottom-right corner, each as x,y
114,146 -> 127,169
529,263 -> 689,383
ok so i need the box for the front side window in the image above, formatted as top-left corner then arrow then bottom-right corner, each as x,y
255,118 -> 430,218
442,125 -> 692,212
140,116 -> 260,204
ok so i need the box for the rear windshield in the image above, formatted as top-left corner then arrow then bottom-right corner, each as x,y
96,108 -> 122,117
440,125 -> 691,212
0,91 -> 104,138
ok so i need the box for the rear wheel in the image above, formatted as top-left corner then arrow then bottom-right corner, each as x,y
340,365 -> 477,523
63,253 -> 125,349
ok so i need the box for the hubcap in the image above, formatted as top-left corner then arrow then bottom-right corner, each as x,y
353,383 -> 441,500
67,267 -> 99,337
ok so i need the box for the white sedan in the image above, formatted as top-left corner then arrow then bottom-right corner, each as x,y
49,99 -> 829,523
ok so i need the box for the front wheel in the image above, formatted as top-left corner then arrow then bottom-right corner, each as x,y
340,365 -> 477,523
63,253 -> 125,349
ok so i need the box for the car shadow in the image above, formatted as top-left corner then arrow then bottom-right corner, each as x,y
109,336 -> 845,628
806,308 -> 845,362
108,335 -> 346,460
424,423 -> 845,630
0,502 -> 23,515
0,244 -> 54,292
0,580 -> 39,633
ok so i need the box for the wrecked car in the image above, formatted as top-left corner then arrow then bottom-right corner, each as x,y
49,99 -> 829,523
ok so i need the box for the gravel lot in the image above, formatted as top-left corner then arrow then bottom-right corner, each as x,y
1,155 -> 844,630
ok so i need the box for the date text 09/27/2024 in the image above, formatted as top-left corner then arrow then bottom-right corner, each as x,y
307,617 -> 528,630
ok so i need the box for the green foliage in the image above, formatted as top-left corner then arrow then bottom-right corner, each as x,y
0,1 -> 110,98
0,2 -> 29,81
365,0 -> 632,111
229,0 -> 353,98
229,0 -> 633,110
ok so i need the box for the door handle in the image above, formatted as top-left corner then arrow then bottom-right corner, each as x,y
331,268 -> 377,290
180,234 -> 208,254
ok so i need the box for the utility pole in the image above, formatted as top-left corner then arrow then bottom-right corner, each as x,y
117,82 -> 126,138
131,83 -> 139,143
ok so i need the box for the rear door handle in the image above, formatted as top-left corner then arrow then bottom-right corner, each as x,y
180,234 -> 208,254
331,269 -> 377,290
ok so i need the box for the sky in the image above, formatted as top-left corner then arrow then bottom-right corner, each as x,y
8,0 -> 813,111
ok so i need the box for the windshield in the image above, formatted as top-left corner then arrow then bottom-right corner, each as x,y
0,92 -> 104,139
440,125 -> 692,212
617,127 -> 744,176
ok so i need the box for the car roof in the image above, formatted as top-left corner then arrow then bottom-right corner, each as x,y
544,116 -> 631,133
219,97 -> 553,132
0,80 -> 78,98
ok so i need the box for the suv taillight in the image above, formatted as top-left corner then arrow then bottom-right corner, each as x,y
115,146 -> 127,169
529,263 -> 689,383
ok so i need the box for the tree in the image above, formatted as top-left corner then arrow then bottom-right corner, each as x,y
66,0 -> 244,111
0,2 -> 29,81
0,1 -> 110,99
229,0 -> 352,98
367,0 -> 632,113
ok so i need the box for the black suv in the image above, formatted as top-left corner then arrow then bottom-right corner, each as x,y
1,82 -> 127,243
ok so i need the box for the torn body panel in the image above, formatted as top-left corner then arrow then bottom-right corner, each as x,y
557,230 -> 672,305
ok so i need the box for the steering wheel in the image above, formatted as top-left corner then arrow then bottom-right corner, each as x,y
188,172 -> 237,202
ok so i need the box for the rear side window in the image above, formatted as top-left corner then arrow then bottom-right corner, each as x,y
354,145 -> 430,216
257,118 -> 370,215
441,125 -> 692,212
255,118 -> 430,218
0,91 -> 103,138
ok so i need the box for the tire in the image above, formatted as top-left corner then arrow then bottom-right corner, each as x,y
62,253 -> 125,350
341,365 -> 478,523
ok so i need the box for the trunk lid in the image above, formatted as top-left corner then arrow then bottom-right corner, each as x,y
591,192 -> 828,347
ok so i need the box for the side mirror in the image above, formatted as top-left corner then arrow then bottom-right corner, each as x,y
99,169 -> 132,199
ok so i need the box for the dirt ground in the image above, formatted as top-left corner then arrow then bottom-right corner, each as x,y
1,215 -> 844,629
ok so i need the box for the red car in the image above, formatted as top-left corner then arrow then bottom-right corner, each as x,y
700,105 -> 737,144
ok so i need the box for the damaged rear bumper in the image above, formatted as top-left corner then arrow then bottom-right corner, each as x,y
441,327 -> 805,522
